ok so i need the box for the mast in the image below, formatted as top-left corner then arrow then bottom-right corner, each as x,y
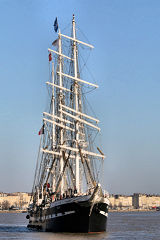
58,29 -> 64,194
52,62 -> 55,147
72,15 -> 80,193
51,62 -> 55,192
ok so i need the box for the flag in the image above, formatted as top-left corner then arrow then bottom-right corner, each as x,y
54,17 -> 58,32
49,53 -> 52,61
52,38 -> 59,47
38,124 -> 44,135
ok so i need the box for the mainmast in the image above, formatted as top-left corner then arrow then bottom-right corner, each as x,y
72,15 -> 80,193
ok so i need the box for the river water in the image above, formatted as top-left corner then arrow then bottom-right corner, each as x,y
0,211 -> 160,239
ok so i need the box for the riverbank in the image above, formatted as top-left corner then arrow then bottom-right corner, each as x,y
0,210 -> 27,213
0,209 -> 157,214
110,209 -> 157,212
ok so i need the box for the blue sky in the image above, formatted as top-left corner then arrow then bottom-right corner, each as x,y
0,0 -> 160,194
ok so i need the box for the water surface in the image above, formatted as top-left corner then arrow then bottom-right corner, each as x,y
0,211 -> 160,239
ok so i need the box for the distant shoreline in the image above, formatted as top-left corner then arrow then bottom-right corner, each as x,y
0,210 -> 27,213
0,209 -> 157,214
110,209 -> 156,212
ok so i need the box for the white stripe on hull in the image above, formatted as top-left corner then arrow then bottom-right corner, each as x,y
99,211 -> 108,217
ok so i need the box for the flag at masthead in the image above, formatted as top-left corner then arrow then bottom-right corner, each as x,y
54,17 -> 58,32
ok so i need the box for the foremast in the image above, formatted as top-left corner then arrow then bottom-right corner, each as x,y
32,15 -> 105,206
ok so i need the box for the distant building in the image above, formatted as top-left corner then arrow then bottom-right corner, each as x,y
109,194 -> 133,210
0,192 -> 7,197
0,192 -> 160,211
0,192 -> 31,210
109,193 -> 160,210
132,193 -> 160,209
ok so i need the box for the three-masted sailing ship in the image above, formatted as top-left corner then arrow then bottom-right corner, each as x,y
27,15 -> 109,233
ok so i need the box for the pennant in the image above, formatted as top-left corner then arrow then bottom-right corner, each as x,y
52,38 -> 59,47
38,124 -> 44,135
54,17 -> 58,32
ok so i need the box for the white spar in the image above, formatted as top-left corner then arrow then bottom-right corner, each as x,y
58,145 -> 105,159
46,82 -> 71,92
57,72 -> 98,88
43,112 -> 73,125
43,118 -> 75,132
41,148 -> 76,159
60,104 -> 99,123
59,33 -> 94,49
60,109 -> 100,131
48,48 -> 73,61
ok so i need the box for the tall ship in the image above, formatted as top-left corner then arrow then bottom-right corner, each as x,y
27,15 -> 109,233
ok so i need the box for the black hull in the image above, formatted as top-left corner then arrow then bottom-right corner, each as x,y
28,196 -> 108,232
